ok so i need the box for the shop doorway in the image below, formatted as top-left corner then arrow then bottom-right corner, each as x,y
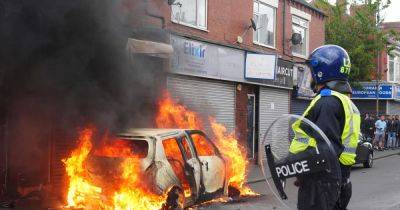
247,94 -> 256,159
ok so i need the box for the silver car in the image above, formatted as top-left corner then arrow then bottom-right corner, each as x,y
86,128 -> 230,209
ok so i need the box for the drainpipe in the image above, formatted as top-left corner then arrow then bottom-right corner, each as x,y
282,0 -> 287,56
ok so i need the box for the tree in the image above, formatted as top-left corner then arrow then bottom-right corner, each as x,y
314,0 -> 399,82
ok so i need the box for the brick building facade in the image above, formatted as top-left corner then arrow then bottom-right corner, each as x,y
130,0 -> 326,162
0,0 -> 328,204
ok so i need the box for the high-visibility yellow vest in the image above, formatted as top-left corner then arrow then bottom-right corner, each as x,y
289,89 -> 361,166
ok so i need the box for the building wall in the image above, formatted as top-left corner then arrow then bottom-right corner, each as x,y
151,0 -> 325,155
155,0 -> 325,61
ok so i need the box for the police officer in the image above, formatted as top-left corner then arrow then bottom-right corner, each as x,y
289,45 -> 360,210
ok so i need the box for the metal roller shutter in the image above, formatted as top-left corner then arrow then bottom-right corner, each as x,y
387,101 -> 400,115
259,87 -> 290,161
353,100 -> 386,115
291,99 -> 310,115
167,75 -> 235,135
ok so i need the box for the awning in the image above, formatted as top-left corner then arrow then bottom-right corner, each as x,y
126,38 -> 173,59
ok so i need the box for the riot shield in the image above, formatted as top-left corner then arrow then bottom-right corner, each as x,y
260,114 -> 340,209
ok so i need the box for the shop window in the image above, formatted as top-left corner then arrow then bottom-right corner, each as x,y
292,15 -> 309,58
171,0 -> 207,30
253,0 -> 276,48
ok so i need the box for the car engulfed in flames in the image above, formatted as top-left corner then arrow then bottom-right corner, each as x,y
62,93 -> 256,209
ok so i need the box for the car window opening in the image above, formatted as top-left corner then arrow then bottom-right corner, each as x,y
94,139 -> 149,158
191,133 -> 216,156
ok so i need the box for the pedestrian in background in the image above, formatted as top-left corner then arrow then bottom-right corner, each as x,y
387,116 -> 397,149
363,113 -> 375,142
375,115 -> 387,151
384,115 -> 390,149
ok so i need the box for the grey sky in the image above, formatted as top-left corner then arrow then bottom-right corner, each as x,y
326,0 -> 400,22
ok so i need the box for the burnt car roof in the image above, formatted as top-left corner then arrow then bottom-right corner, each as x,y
118,128 -> 189,139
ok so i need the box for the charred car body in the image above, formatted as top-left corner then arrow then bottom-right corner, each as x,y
85,128 -> 231,208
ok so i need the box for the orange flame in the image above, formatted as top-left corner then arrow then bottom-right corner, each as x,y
63,128 -> 165,210
63,92 -> 255,210
156,92 -> 255,195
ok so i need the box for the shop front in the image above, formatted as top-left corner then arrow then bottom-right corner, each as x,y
168,34 -> 294,163
351,83 -> 394,116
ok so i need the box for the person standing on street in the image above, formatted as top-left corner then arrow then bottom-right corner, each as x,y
289,45 -> 360,210
375,115 -> 387,151
363,113 -> 375,142
387,116 -> 397,149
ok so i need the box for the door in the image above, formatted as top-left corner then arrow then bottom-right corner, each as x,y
176,135 -> 201,199
188,131 -> 225,194
247,94 -> 256,159
162,137 -> 199,201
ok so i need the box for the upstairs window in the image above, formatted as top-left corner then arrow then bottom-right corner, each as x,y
388,55 -> 395,82
171,0 -> 207,30
253,1 -> 276,48
388,54 -> 400,83
292,15 -> 309,57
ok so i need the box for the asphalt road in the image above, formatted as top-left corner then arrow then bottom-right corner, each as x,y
198,154 -> 400,210
1,153 -> 399,210
348,154 -> 400,210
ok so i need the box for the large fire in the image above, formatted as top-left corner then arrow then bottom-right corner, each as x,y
63,92 -> 255,210
63,128 -> 166,210
156,93 -> 254,195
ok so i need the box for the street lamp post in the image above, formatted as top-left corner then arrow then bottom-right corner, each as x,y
376,52 -> 380,117
376,6 -> 381,117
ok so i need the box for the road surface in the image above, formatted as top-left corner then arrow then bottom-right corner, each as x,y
198,153 -> 400,210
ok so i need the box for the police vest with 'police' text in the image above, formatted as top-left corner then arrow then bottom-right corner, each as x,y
289,89 -> 361,166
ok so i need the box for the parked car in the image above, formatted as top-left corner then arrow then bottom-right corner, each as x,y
355,133 -> 374,168
85,128 -> 232,209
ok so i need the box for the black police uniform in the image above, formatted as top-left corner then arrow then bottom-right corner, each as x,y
297,88 -> 351,210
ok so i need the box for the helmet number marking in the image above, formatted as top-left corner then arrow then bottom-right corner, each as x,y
340,58 -> 351,75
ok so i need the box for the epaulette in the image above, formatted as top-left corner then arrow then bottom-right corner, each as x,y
320,89 -> 332,97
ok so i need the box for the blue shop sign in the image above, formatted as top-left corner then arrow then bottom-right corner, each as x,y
352,84 -> 393,99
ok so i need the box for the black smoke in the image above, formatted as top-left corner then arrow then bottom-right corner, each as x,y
0,0 -> 165,201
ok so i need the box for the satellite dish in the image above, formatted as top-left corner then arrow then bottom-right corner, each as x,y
250,18 -> 257,31
291,33 -> 302,45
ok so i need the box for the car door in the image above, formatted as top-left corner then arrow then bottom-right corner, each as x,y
176,135 -> 202,199
188,131 -> 226,194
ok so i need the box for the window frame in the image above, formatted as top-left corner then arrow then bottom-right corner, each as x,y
171,0 -> 208,31
187,130 -> 220,157
253,0 -> 277,49
387,53 -> 400,83
291,15 -> 309,59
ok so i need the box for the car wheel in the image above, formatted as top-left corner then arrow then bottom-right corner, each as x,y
363,153 -> 373,168
163,186 -> 185,210
228,185 -> 241,199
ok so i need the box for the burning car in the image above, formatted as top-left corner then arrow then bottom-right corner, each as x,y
85,128 -> 236,209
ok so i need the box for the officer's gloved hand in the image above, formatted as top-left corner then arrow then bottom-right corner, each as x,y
294,178 -> 301,187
